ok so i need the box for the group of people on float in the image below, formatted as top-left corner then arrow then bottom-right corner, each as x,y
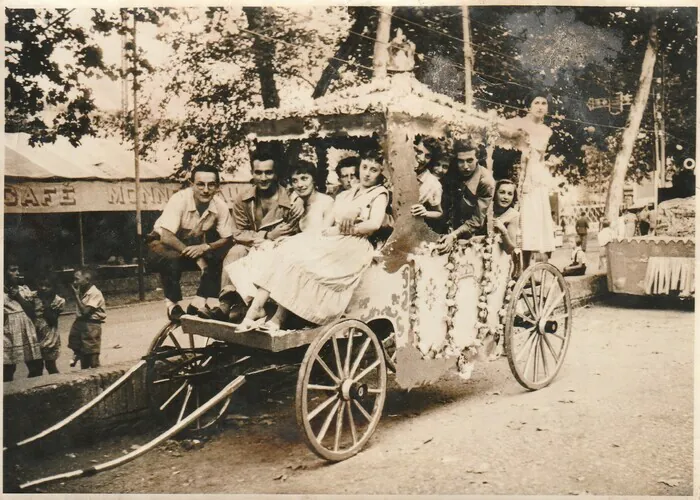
146,93 -> 557,333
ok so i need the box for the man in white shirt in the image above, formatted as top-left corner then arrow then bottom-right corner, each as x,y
146,164 -> 234,321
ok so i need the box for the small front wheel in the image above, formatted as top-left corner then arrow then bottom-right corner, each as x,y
296,319 -> 387,461
504,263 -> 572,390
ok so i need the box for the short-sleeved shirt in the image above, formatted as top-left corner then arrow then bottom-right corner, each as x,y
78,285 -> 107,322
154,187 -> 233,241
418,170 -> 443,209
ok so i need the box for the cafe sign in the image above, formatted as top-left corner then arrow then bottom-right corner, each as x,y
4,180 -> 247,214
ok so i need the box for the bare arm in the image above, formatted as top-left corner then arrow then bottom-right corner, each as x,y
346,194 -> 389,237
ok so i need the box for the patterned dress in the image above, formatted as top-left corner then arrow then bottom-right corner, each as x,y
4,286 -> 42,365
254,185 -> 389,325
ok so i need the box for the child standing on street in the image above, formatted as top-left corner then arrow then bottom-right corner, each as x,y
34,276 -> 66,374
4,261 -> 43,381
68,268 -> 106,369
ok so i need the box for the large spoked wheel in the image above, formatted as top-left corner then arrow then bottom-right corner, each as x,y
504,263 -> 572,391
146,321 -> 248,435
296,319 -> 387,462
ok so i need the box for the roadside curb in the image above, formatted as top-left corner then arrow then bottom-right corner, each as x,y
3,272 -> 608,455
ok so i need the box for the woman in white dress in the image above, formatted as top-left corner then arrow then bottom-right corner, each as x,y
503,94 -> 556,268
222,161 -> 334,319
239,158 -> 389,331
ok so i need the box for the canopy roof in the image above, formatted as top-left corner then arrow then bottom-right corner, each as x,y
245,74 -> 522,150
5,133 -> 177,181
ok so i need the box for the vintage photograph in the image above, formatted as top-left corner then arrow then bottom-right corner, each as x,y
3,3 -> 696,495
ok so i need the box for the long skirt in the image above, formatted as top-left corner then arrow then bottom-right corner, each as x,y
520,185 -> 556,253
225,240 -> 280,303
254,233 -> 374,325
4,311 -> 42,365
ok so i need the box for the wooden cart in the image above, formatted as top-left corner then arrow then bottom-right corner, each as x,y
10,74 -> 572,488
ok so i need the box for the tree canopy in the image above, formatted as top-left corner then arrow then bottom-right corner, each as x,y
5,6 -> 696,185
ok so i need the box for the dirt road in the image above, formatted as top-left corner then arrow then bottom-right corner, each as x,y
9,300 -> 693,495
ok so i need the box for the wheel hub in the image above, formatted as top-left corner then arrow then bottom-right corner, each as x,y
340,380 -> 367,401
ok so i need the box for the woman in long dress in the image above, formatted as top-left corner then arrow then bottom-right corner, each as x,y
239,158 -> 390,330
504,94 -> 556,268
223,161 -> 334,310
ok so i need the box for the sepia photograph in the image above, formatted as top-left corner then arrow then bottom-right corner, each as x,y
3,2 -> 696,495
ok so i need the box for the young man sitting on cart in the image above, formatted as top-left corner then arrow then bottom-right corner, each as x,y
206,147 -> 304,323
436,140 -> 496,254
146,164 -> 234,321
328,156 -> 360,198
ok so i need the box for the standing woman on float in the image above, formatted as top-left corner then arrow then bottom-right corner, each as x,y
505,93 -> 557,268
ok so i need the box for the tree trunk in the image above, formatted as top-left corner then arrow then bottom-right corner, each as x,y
604,23 -> 658,226
244,7 -> 279,109
373,6 -> 391,80
312,7 -> 372,99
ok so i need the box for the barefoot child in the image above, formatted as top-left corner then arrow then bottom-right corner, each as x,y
4,261 -> 43,381
34,276 -> 66,374
68,268 -> 106,369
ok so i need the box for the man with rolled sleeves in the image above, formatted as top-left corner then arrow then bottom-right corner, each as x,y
146,164 -> 234,321
208,148 -> 303,322
437,141 -> 496,254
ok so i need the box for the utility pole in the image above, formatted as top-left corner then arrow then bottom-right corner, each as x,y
373,6 -> 392,80
132,12 -> 145,301
121,9 -> 128,141
462,5 -> 474,109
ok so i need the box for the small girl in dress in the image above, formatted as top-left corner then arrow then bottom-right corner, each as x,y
34,275 -> 66,374
4,261 -> 43,381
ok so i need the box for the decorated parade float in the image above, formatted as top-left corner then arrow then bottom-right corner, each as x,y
606,195 -> 694,298
9,37 -> 573,487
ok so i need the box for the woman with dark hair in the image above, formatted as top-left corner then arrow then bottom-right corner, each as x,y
493,179 -> 519,254
221,160 -> 333,314
240,158 -> 389,331
502,92 -> 556,267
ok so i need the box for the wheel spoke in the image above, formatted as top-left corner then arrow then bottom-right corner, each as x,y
353,359 -> 381,384
316,399 -> 341,443
333,401 -> 345,452
349,338 -> 372,379
367,387 -> 382,394
344,328 -> 354,377
532,336 -> 539,382
522,332 -> 539,379
314,355 -> 341,384
159,381 -> 187,411
541,281 -> 564,320
538,270 -> 548,313
353,399 -> 373,422
529,274 -> 539,315
547,313 -> 571,323
308,393 -> 339,421
168,332 -> 185,353
514,327 -> 537,361
331,335 -> 345,378
520,287 -> 538,321
548,331 -> 567,343
307,384 -> 339,392
346,400 -> 357,445
177,384 -> 193,423
515,312 -> 537,326
539,336 -> 550,379
541,333 -> 561,364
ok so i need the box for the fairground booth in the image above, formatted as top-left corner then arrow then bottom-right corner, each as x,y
4,133 -> 246,285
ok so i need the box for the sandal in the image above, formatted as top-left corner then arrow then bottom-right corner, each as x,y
258,321 -> 282,333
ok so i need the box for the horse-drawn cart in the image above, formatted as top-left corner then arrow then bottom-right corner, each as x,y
8,74 -> 572,489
